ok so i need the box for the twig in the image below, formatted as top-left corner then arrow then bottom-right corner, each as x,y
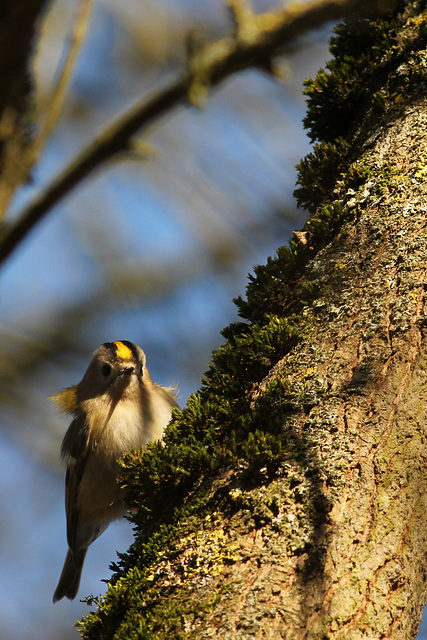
33,0 -> 94,155
0,0 -> 393,267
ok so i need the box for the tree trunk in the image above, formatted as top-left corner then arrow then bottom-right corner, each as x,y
80,3 -> 427,639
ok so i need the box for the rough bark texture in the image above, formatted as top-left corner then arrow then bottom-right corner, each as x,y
269,105 -> 427,637
79,3 -> 427,639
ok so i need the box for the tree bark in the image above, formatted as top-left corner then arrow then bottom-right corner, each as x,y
78,2 -> 427,639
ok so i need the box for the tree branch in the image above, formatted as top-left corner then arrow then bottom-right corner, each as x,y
32,0 -> 94,155
0,0 -> 395,267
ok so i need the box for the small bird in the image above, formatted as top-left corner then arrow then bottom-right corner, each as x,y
52,340 -> 178,603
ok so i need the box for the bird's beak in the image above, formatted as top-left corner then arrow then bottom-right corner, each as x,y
120,366 -> 135,376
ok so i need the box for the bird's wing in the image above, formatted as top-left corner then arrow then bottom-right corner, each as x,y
62,415 -> 90,552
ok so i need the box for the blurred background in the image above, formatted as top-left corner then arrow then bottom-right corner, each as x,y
1,1 -> 425,638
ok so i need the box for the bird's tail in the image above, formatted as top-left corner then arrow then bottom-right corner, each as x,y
53,548 -> 87,602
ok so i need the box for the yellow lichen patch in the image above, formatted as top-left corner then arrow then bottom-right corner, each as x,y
304,367 -> 317,379
335,261 -> 346,270
415,151 -> 427,178
114,341 -> 133,360
176,522 -> 240,581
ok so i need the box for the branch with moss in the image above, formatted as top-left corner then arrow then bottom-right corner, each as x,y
0,0 -> 396,267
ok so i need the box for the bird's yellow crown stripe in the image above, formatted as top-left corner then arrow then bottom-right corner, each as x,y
114,341 -> 133,360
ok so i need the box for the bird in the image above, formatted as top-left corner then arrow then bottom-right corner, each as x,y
52,340 -> 178,602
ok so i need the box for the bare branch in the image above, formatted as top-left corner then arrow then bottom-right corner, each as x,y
32,0 -> 94,155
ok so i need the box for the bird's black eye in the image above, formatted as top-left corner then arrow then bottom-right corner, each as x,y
102,363 -> 112,377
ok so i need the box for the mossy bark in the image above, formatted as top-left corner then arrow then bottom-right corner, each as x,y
80,3 -> 427,639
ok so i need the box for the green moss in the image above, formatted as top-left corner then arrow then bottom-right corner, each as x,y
235,197 -> 359,324
294,138 -> 351,213
296,2 -> 427,215
303,18 -> 399,144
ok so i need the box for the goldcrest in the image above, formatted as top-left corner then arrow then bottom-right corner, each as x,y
52,340 -> 178,602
